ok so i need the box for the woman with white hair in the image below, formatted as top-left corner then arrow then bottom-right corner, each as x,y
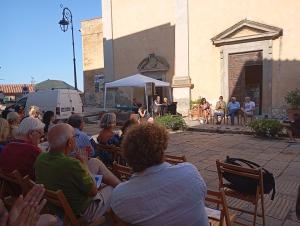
29,105 -> 41,119
95,113 -> 121,165
0,117 -> 44,179
7,111 -> 20,140
97,113 -> 120,145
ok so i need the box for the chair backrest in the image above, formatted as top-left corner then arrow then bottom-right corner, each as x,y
0,169 -> 22,198
113,162 -> 133,181
109,209 -> 137,226
216,160 -> 263,195
164,154 -> 186,164
94,143 -> 123,164
22,176 -> 81,226
205,189 -> 231,226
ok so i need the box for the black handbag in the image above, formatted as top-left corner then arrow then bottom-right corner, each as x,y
224,156 -> 276,200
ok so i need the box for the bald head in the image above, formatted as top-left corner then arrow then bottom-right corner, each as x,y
48,123 -> 74,152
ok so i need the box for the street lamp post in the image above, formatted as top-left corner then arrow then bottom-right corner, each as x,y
59,7 -> 78,90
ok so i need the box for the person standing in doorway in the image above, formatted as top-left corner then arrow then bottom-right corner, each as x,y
153,96 -> 162,117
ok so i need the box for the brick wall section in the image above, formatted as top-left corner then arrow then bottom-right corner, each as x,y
228,51 -> 262,102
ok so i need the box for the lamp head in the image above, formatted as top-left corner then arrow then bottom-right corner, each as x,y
59,18 -> 69,32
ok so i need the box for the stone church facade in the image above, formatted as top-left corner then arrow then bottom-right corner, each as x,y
81,0 -> 300,117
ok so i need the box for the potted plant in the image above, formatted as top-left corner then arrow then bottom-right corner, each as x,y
285,88 -> 300,120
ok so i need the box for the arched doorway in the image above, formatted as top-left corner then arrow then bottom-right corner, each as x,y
137,53 -> 170,99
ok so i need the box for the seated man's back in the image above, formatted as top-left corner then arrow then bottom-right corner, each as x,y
0,140 -> 41,179
111,162 -> 208,226
35,151 -> 94,216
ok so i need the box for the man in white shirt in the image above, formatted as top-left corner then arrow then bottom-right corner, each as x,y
111,123 -> 209,226
242,96 -> 255,124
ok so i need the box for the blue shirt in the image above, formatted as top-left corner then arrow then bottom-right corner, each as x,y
228,101 -> 240,111
72,128 -> 94,157
111,162 -> 209,226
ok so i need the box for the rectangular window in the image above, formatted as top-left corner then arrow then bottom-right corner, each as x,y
94,74 -> 104,93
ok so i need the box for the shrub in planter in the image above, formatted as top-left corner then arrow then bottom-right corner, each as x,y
190,96 -> 203,108
285,89 -> 300,120
285,89 -> 300,109
155,114 -> 186,131
249,119 -> 283,137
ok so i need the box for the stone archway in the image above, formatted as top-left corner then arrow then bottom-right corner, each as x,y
212,19 -> 282,115
137,53 -> 169,98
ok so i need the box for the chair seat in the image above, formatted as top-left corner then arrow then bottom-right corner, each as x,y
224,187 -> 259,204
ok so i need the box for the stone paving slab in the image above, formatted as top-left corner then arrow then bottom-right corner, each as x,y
166,131 -> 300,226
84,123 -> 300,226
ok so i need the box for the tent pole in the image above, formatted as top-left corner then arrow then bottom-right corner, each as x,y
104,85 -> 107,110
144,84 -> 148,114
169,87 -> 172,102
131,87 -> 133,112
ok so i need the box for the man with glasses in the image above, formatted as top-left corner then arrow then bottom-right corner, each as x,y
35,123 -> 120,224
0,117 -> 44,179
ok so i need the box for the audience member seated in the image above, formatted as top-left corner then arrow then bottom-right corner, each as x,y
35,123 -> 120,224
96,113 -> 121,164
42,111 -> 55,135
284,113 -> 300,143
0,118 -> 10,153
29,105 -> 41,119
214,96 -> 226,125
137,106 -> 149,123
120,119 -> 138,142
15,105 -> 25,120
68,114 -> 94,157
241,96 -> 255,124
111,123 -> 209,226
7,111 -> 20,140
97,113 -> 120,146
0,184 -> 57,226
227,97 -> 241,125
0,117 -> 44,179
200,98 -> 211,124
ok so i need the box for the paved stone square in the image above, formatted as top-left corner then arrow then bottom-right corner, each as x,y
84,123 -> 300,226
166,131 -> 300,226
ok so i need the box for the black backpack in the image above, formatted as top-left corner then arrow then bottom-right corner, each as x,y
223,156 -> 276,200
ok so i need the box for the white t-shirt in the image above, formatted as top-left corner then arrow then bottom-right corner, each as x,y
244,101 -> 255,113
111,162 -> 209,226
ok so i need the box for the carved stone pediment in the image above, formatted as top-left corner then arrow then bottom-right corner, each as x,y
212,19 -> 283,46
137,53 -> 169,73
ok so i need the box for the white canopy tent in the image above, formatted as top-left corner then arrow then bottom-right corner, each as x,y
104,74 -> 171,113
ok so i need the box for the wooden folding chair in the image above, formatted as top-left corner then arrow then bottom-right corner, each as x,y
22,176 -> 106,226
205,189 -> 236,226
216,160 -> 266,226
109,209 -> 137,226
0,169 -> 23,203
164,154 -> 186,164
112,162 -> 133,181
94,143 -> 125,165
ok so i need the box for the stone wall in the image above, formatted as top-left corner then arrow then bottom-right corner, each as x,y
81,18 -> 104,105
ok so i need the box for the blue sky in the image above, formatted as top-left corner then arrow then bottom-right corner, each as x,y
0,0 -> 101,90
